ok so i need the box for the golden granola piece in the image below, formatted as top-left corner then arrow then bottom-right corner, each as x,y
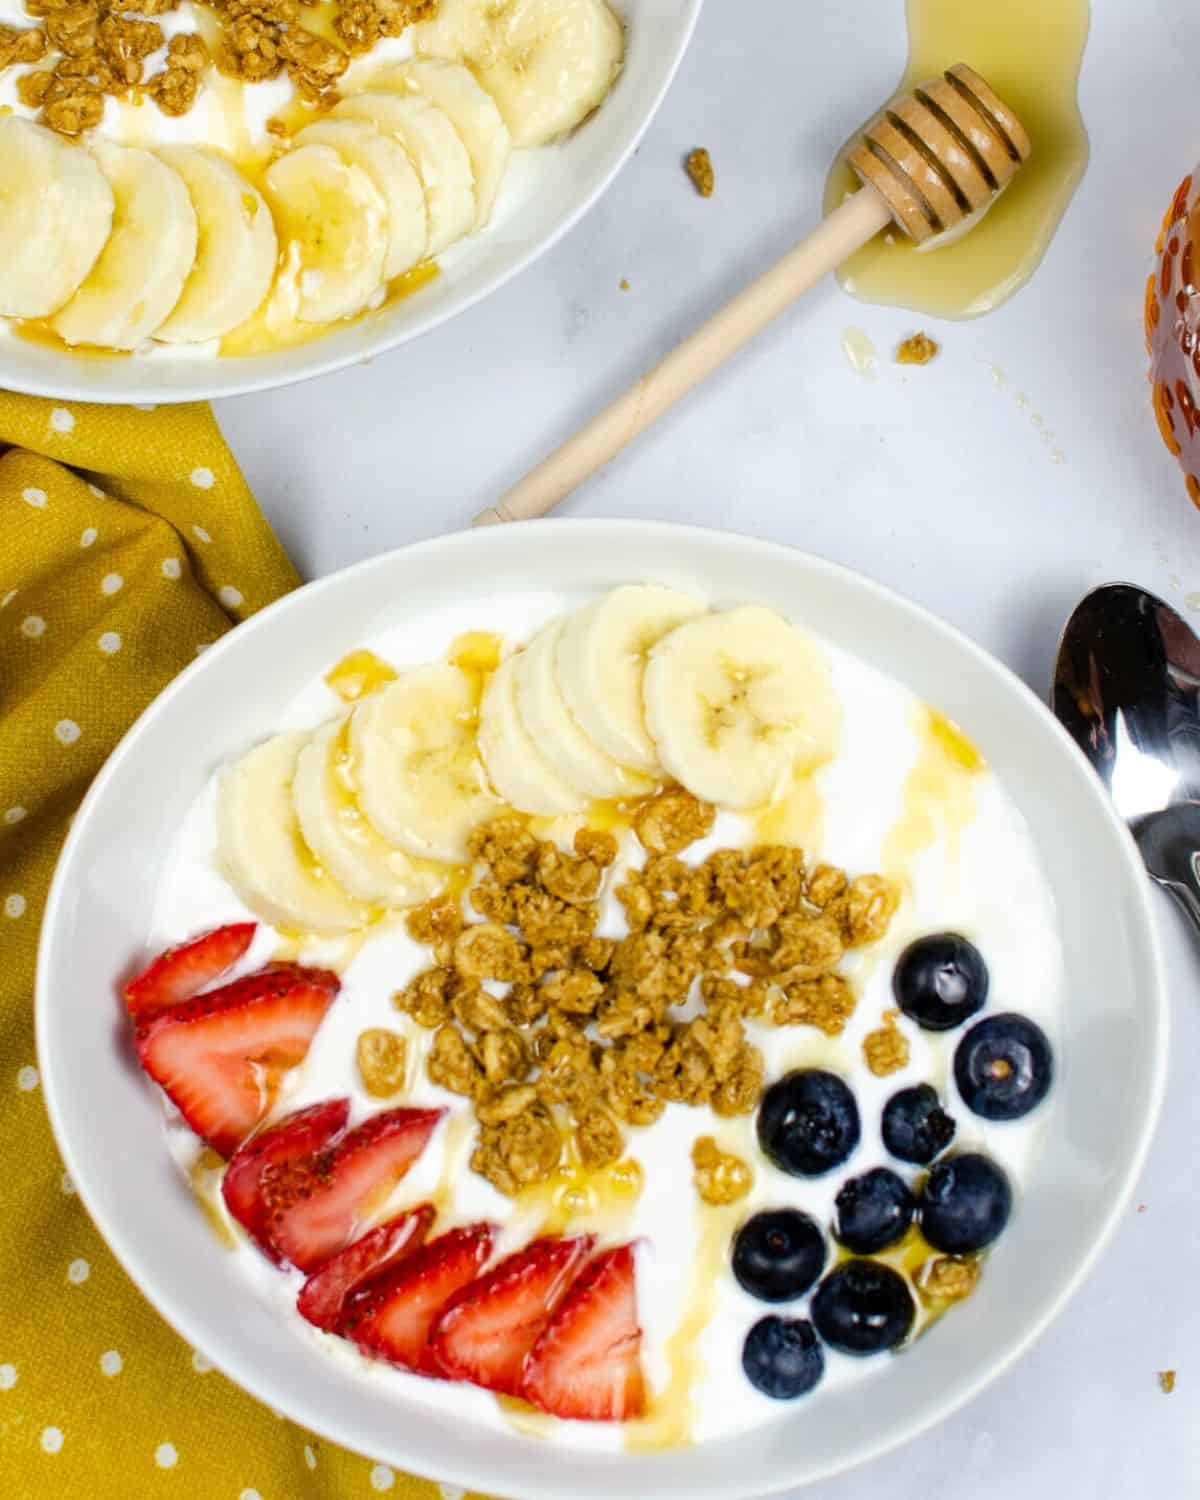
685,147 -> 714,199
511,884 -> 597,949
16,67 -> 54,106
356,1027 -> 408,1098
504,981 -> 547,1028
806,863 -> 848,909
479,1027 -> 529,1087
334,0 -> 433,52
574,827 -> 617,868
536,841 -> 605,906
577,936 -> 615,973
862,1009 -> 909,1077
470,878 -> 514,924
468,816 -> 539,886
471,1095 -> 562,1196
633,785 -> 715,856
916,1254 -> 980,1306
1159,1370 -> 1177,1395
0,23 -> 45,68
768,973 -> 856,1035
406,892 -> 464,964
712,1043 -> 765,1117
218,13 -> 281,83
526,943 -> 572,980
449,981 -> 508,1035
842,874 -> 899,947
539,968 -> 603,1016
454,921 -> 528,982
44,5 -> 95,59
692,1136 -> 752,1205
149,31 -> 207,114
575,1105 -> 623,1169
98,12 -> 162,84
770,912 -> 844,981
393,965 -> 456,1028
609,927 -> 705,1006
278,23 -> 346,102
615,875 -> 655,932
537,1036 -> 600,1110
701,974 -> 767,1020
896,332 -> 939,366
426,1023 -> 485,1099
41,74 -> 104,133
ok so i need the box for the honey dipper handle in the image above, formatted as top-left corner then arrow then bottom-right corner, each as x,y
472,187 -> 892,526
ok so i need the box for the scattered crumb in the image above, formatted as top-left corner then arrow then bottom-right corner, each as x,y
619,278 -> 631,292
1159,1369 -> 1176,1394
863,1009 -> 909,1076
1137,1203 -> 1148,1214
896,332 -> 940,366
685,147 -> 714,199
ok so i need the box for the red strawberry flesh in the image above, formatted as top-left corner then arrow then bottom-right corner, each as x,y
298,1203 -> 436,1331
125,922 -> 257,1017
339,1222 -> 495,1375
521,1243 -> 646,1421
223,1098 -> 350,1262
430,1234 -> 595,1395
135,964 -> 339,1158
265,1106 -> 445,1272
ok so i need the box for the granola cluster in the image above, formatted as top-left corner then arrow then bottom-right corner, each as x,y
394,788 -> 899,1200
3,0 -> 436,133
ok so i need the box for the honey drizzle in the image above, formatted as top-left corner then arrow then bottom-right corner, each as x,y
325,647 -> 398,702
824,0 -> 1090,318
188,1147 -> 237,1249
881,705 -> 984,890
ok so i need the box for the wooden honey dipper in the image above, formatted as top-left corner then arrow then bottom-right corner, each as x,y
473,64 -> 1031,527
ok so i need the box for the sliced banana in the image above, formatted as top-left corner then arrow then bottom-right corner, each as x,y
366,59 -> 511,227
154,146 -> 278,344
261,143 -> 388,323
478,653 -> 587,816
413,0 -> 625,148
556,585 -> 705,776
293,118 -> 428,280
350,664 -> 502,863
515,618 -> 646,800
217,731 -> 368,934
333,93 -> 475,256
0,118 -> 114,320
643,606 -> 842,809
293,718 -> 446,907
52,141 -> 197,350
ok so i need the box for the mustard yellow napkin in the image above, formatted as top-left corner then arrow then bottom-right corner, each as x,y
0,392 -> 482,1500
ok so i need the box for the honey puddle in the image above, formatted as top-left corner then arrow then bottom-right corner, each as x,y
325,647 -> 398,702
188,1148 -> 237,1249
824,0 -> 1090,318
882,706 -> 985,892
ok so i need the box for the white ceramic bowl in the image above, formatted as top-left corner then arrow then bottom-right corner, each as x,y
2,2 -> 701,406
37,521 -> 1167,1498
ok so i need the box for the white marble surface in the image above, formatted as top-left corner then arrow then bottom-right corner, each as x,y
216,1 -> 1200,1493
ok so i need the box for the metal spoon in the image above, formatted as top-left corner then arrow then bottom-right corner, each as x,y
1054,583 -> 1200,932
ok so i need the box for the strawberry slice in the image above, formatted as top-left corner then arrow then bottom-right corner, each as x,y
264,1106 -> 445,1272
298,1203 -> 436,1331
135,964 -> 339,1158
124,922 -> 257,1017
430,1234 -> 595,1395
521,1244 -> 646,1421
222,1099 -> 350,1263
339,1222 -> 495,1375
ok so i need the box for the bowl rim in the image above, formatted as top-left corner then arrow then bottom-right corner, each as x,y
35,519 -> 1170,1496
3,0 -> 704,406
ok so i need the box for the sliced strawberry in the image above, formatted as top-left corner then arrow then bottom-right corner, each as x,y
264,1106 -> 445,1272
339,1223 -> 495,1375
521,1244 -> 645,1421
430,1234 -> 595,1395
135,964 -> 339,1157
124,923 -> 257,1018
222,1099 -> 350,1263
298,1204 -> 436,1331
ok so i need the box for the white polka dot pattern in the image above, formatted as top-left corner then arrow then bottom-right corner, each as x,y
100,1350 -> 122,1377
218,586 -> 243,610
100,573 -> 124,596
370,1464 -> 395,1492
22,488 -> 47,509
50,408 -> 75,434
155,1442 -> 178,1469
20,616 -> 45,639
67,1259 -> 90,1285
54,720 -> 81,745
98,632 -> 122,655
17,1066 -> 38,1091
41,1427 -> 63,1454
5,894 -> 26,919
190,467 -> 215,490
80,527 -> 98,547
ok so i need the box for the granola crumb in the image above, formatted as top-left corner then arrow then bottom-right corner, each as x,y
685,146 -> 714,198
863,1009 -> 910,1076
633,784 -> 715,856
356,1026 -> 407,1098
691,1135 -> 752,1205
896,332 -> 939,366
619,278 -> 631,291
1159,1369 -> 1177,1394
916,1255 -> 980,1306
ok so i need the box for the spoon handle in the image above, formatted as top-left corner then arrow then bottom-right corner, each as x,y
1135,803 -> 1200,936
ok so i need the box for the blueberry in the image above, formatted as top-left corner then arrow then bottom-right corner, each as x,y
833,1168 -> 915,1254
757,1070 -> 860,1177
732,1209 -> 826,1303
811,1260 -> 915,1355
881,1084 -> 957,1165
954,1012 -> 1053,1121
741,1315 -> 825,1399
893,933 -> 988,1031
920,1152 -> 1012,1253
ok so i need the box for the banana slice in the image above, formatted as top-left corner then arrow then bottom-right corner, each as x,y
293,718 -> 446,907
643,606 -> 842,809
556,585 -> 705,776
261,143 -> 388,323
515,619 -> 646,799
333,93 -> 475,256
52,141 -> 197,350
478,653 -> 587,816
413,0 -> 625,148
0,118 -> 114,320
154,147 -> 278,344
349,664 -> 502,863
366,59 -> 511,227
293,119 -> 428,280
217,731 -> 368,934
